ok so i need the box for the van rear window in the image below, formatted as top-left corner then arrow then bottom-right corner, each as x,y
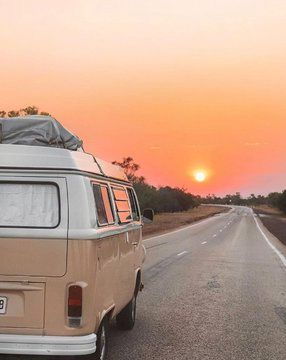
112,187 -> 132,223
93,183 -> 115,226
127,188 -> 140,221
0,183 -> 60,228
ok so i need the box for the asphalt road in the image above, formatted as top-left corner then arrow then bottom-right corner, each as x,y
108,206 -> 286,360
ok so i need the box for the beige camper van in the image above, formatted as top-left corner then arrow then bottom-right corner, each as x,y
0,116 -> 152,359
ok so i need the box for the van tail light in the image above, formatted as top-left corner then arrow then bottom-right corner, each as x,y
68,285 -> 82,328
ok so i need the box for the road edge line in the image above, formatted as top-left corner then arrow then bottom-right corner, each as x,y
253,212 -> 286,268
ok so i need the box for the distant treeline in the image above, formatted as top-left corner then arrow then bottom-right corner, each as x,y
0,106 -> 50,118
113,157 -> 199,213
199,192 -> 286,214
114,157 -> 286,214
133,182 -> 200,213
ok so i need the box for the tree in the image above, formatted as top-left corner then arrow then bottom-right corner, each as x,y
156,186 -> 198,212
266,192 -> 281,208
20,106 -> 39,115
40,111 -> 51,116
0,106 -> 51,118
133,181 -> 159,211
7,110 -> 20,117
112,157 -> 145,183
277,190 -> 286,214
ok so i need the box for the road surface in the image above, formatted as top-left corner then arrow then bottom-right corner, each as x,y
108,206 -> 286,360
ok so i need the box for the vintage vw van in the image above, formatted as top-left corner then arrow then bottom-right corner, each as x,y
0,137 -> 150,359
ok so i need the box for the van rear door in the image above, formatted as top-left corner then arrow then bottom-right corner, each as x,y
0,176 -> 68,329
0,176 -> 68,277
0,281 -> 45,329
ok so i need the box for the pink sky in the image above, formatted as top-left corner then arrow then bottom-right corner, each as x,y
1,0 -> 286,195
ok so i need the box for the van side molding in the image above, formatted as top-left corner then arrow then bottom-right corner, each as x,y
68,223 -> 142,240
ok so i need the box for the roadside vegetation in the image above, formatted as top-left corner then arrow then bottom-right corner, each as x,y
142,205 -> 229,238
0,106 -> 50,117
199,191 -> 286,215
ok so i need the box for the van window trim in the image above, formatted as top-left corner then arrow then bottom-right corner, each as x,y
92,181 -> 116,227
111,185 -> 133,224
0,180 -> 61,229
126,186 -> 141,221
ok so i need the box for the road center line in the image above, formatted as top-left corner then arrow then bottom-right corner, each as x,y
177,251 -> 188,257
253,212 -> 286,268
201,241 -> 207,245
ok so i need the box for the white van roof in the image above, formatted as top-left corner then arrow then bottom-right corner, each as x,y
0,144 -> 129,182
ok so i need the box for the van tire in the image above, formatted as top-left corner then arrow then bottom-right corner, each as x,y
94,317 -> 109,360
116,295 -> 137,330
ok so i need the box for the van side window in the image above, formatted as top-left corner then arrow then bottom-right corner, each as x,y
112,187 -> 132,224
127,188 -> 140,221
93,184 -> 115,226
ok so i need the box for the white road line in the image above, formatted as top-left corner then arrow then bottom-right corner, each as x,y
253,213 -> 286,268
201,241 -> 207,245
177,251 -> 188,257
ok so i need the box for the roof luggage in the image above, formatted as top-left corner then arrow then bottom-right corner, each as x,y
0,115 -> 82,151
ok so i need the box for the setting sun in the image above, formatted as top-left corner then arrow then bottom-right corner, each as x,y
194,171 -> 207,183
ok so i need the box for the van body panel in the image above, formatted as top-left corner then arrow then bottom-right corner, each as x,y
128,223 -> 143,267
44,239 -> 101,336
116,232 -> 136,309
0,238 -> 67,277
0,282 -> 45,329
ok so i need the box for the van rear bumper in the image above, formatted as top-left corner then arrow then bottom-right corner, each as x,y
0,333 -> 97,356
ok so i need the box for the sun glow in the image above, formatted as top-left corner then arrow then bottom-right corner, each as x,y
194,170 -> 207,183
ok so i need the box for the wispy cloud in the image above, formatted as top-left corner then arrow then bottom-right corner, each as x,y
244,142 -> 269,147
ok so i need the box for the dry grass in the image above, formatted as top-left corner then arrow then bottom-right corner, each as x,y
142,205 -> 230,238
253,205 -> 283,217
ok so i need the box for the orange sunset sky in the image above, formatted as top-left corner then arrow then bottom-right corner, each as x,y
1,0 -> 286,196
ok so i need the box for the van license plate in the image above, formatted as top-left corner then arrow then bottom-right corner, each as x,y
0,297 -> 7,314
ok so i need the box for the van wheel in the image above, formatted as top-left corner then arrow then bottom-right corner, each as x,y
95,317 -> 109,360
116,295 -> 137,330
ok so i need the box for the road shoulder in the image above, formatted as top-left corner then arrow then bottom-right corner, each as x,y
253,211 -> 286,268
143,205 -> 230,239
